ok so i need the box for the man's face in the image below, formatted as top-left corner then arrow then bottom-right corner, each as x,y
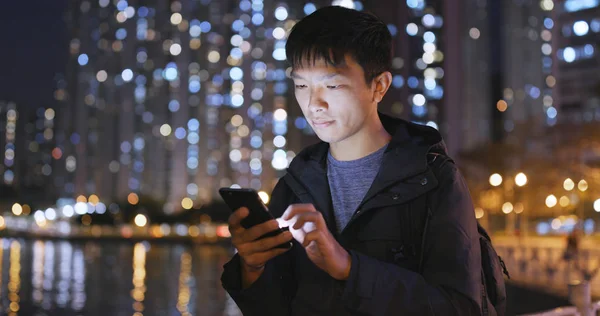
291,55 -> 377,145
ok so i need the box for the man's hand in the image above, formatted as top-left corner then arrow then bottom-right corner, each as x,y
282,204 -> 351,280
228,207 -> 294,288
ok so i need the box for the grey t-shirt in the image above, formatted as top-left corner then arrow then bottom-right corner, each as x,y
327,144 -> 387,233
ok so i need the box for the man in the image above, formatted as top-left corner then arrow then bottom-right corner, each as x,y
221,6 -> 482,315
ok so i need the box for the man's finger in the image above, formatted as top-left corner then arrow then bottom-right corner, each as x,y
242,246 -> 291,268
302,230 -> 321,248
228,207 -> 249,227
228,207 -> 249,236
282,203 -> 317,221
242,219 -> 281,242
291,212 -> 325,231
248,231 -> 293,253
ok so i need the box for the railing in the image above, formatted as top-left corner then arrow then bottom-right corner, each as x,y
493,236 -> 600,315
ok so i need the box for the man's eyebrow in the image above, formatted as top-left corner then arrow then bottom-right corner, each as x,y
290,72 -> 340,81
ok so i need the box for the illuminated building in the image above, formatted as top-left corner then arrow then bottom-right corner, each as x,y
58,0 -> 322,211
0,101 -> 56,201
551,0 -> 600,122
0,101 -> 19,187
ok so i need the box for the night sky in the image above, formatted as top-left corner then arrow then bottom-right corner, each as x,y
0,0 -> 68,110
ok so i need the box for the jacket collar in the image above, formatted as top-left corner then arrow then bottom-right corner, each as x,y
287,112 -> 446,181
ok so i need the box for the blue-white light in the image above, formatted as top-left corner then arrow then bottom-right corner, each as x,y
407,76 -> 419,89
240,0 -> 251,11
116,0 -> 128,11
190,25 -> 201,37
275,7 -> 288,21
547,106 -> 558,119
200,21 -> 211,33
563,47 -> 577,62
137,6 -> 148,17
188,119 -> 200,131
189,81 -> 201,93
564,0 -> 599,12
232,20 -> 245,32
168,100 -> 180,112
406,23 -> 418,36
544,18 -> 554,29
116,28 -> 127,40
230,67 -> 244,81
134,137 -> 145,150
230,48 -> 243,59
272,48 -> 286,61
573,21 -> 590,36
164,66 -> 178,81
187,132 -> 199,145
175,127 -> 186,140
387,24 -> 398,36
231,95 -> 244,107
121,141 -> 132,153
252,13 -> 264,25
122,69 -> 133,82
304,3 -> 316,15
423,31 -> 436,43
392,75 -> 404,88
78,54 -> 89,66
412,105 -> 427,117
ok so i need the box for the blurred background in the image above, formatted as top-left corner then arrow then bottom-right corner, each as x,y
0,0 -> 599,315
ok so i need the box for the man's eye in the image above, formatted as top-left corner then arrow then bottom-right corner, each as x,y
295,85 -> 307,89
327,85 -> 340,89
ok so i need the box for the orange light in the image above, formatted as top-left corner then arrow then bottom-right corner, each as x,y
76,195 -> 87,203
128,193 -> 139,205
496,100 -> 508,112
88,194 -> 100,205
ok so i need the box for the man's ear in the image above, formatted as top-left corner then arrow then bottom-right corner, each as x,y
372,71 -> 392,103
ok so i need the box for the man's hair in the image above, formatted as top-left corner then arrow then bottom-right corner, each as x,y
285,6 -> 392,84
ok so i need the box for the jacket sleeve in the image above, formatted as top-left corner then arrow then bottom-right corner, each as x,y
341,163 -> 483,316
220,177 -> 297,316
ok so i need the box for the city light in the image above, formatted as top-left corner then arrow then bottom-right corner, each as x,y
475,207 -> 484,219
128,193 -> 139,205
595,199 -> 600,212
12,203 -> 22,216
578,179 -> 588,192
564,178 -> 575,191
181,198 -> 193,210
515,173 -> 528,187
514,203 -> 524,214
502,202 -> 514,214
559,196 -> 570,207
546,194 -> 558,208
134,214 -> 148,227
489,173 -> 503,187
0,216 -> 5,229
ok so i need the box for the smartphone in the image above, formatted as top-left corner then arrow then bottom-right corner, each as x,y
219,187 -> 292,249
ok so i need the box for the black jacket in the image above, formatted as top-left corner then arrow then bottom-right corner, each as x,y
221,113 -> 483,315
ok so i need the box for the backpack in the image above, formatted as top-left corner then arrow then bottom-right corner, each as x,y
403,153 -> 510,316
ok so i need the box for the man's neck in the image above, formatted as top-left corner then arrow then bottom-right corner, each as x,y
329,118 -> 391,161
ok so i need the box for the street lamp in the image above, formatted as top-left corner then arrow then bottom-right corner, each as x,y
515,172 -> 528,187
564,178 -> 575,191
502,202 -> 514,214
578,179 -> 588,192
489,173 -> 503,187
546,194 -> 558,208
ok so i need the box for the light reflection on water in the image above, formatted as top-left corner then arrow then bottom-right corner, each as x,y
0,238 -> 241,316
